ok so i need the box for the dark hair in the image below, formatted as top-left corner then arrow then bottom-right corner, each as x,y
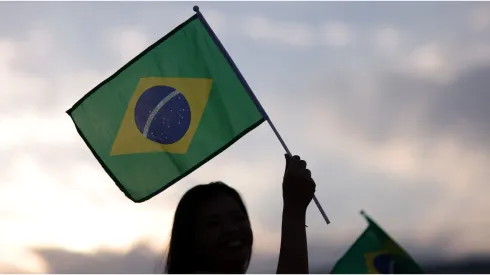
165,181 -> 252,274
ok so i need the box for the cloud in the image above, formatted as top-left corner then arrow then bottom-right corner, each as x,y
0,36 -> 51,114
33,242 -> 284,274
106,27 -> 151,63
242,15 -> 315,47
0,29 -> 117,116
320,22 -> 354,47
468,4 -> 490,32
297,63 -> 490,256
34,243 -> 162,274
102,9 -> 229,65
0,247 -> 47,274
241,15 -> 356,49
372,27 -> 402,54
203,9 -> 228,35
29,241 -> 490,274
401,43 -> 454,84
0,114 -> 77,150
0,153 -> 172,251
388,37 -> 490,85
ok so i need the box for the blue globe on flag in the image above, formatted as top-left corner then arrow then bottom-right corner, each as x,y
373,254 -> 397,274
134,85 -> 192,145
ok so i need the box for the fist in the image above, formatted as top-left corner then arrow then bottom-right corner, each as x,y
282,155 -> 316,214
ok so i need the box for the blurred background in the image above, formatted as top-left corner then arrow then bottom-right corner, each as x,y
1,1 -> 490,273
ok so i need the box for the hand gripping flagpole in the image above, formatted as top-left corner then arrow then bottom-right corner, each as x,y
194,6 -> 330,225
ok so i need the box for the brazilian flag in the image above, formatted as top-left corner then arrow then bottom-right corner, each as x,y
67,8 -> 265,202
331,211 -> 424,274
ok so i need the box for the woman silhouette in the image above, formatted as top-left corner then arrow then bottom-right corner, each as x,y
165,155 -> 316,274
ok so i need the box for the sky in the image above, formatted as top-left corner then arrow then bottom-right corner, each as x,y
1,1 -> 490,273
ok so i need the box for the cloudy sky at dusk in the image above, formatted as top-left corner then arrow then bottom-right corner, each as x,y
1,1 -> 490,273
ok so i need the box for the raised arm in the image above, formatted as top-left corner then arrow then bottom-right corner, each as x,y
276,155 -> 316,274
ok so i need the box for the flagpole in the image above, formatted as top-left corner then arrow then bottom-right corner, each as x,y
194,5 -> 330,225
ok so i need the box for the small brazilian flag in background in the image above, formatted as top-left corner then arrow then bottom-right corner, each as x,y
67,11 -> 265,202
331,211 -> 424,274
